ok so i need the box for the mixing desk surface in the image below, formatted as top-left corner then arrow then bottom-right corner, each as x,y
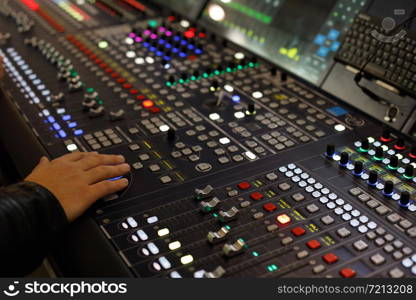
0,0 -> 415,278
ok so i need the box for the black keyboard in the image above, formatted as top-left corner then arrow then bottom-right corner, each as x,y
335,13 -> 416,96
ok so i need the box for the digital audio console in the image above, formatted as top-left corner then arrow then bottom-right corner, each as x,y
0,0 -> 415,278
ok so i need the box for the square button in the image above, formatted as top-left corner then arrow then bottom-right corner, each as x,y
250,192 -> 264,201
160,176 -> 172,184
149,164 -> 161,172
306,204 -> 319,213
353,240 -> 368,251
263,203 -> 277,212
292,193 -> 305,202
278,182 -> 291,191
306,240 -> 321,250
291,226 -> 306,237
340,268 -> 356,278
238,182 -> 251,190
370,253 -> 386,265
337,227 -> 351,238
322,253 -> 338,264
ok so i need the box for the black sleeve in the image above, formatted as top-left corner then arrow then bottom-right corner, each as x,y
0,181 -> 68,277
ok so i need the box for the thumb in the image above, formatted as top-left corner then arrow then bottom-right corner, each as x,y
38,156 -> 50,166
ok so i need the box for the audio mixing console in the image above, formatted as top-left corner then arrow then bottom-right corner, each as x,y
0,0 -> 415,278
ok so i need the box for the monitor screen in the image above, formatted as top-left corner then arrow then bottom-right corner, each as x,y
201,0 -> 369,84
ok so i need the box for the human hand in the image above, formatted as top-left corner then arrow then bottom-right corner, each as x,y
25,152 -> 130,222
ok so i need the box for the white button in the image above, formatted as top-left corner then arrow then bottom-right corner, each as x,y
350,219 -> 360,227
335,199 -> 345,206
170,271 -> 182,278
127,217 -> 138,228
342,213 -> 351,221
326,202 -> 336,209
147,242 -> 159,255
402,258 -> 413,268
359,216 -> 369,223
147,216 -> 158,224
367,221 -> 377,229
334,208 -> 344,215
358,225 -> 368,233
158,256 -> 172,269
137,229 -> 148,241
351,209 -> 361,217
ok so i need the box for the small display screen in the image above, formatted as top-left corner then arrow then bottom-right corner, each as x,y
201,0 -> 368,84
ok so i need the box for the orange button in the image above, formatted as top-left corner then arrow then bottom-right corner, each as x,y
291,226 -> 306,237
322,253 -> 338,264
340,268 -> 356,278
142,100 -> 154,108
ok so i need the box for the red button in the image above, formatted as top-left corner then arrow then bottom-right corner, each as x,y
291,226 -> 306,237
137,94 -> 145,100
322,253 -> 338,264
263,203 -> 276,212
238,182 -> 251,190
111,72 -> 120,79
151,107 -> 160,113
99,63 -> 107,69
306,240 -> 321,249
123,83 -> 132,89
250,192 -> 263,201
340,268 -> 356,278
105,68 -> 113,73
117,78 -> 126,84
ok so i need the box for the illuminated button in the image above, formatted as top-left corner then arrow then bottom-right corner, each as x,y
127,217 -> 138,228
340,268 -> 356,278
250,192 -> 263,201
168,241 -> 181,250
142,100 -> 154,108
291,226 -> 306,236
276,214 -> 291,225
263,203 -> 277,212
322,253 -> 338,264
147,216 -> 158,224
147,242 -> 159,255
219,137 -> 230,144
234,111 -> 245,119
252,91 -> 263,99
136,230 -> 148,241
306,240 -> 321,249
209,113 -> 220,121
157,228 -> 170,237
180,254 -> 194,265
238,181 -> 251,190
158,256 -> 171,270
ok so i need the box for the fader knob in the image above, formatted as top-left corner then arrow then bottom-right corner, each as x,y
395,138 -> 405,150
207,226 -> 229,244
360,138 -> 370,151
195,185 -> 214,200
222,239 -> 246,257
410,146 -> 416,158
399,191 -> 411,208
389,155 -> 399,169
167,128 -> 176,142
326,144 -> 335,158
339,152 -> 349,167
405,165 -> 414,179
353,161 -> 363,176
381,128 -> 391,141
374,147 -> 384,160
368,171 -> 378,186
383,181 -> 394,196
247,103 -> 256,115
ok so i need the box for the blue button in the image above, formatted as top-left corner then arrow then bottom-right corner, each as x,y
47,116 -> 56,123
328,29 -> 340,40
179,52 -> 187,58
53,123 -> 61,131
317,46 -> 330,57
195,49 -> 202,55
326,106 -> 348,116
58,130 -> 67,138
314,34 -> 326,45
172,48 -> 179,53
62,115 -> 71,121
108,176 -> 123,181
74,129 -> 84,136
68,122 -> 77,128
331,41 -> 341,51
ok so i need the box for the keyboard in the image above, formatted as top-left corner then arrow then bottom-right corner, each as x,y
335,13 -> 416,97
